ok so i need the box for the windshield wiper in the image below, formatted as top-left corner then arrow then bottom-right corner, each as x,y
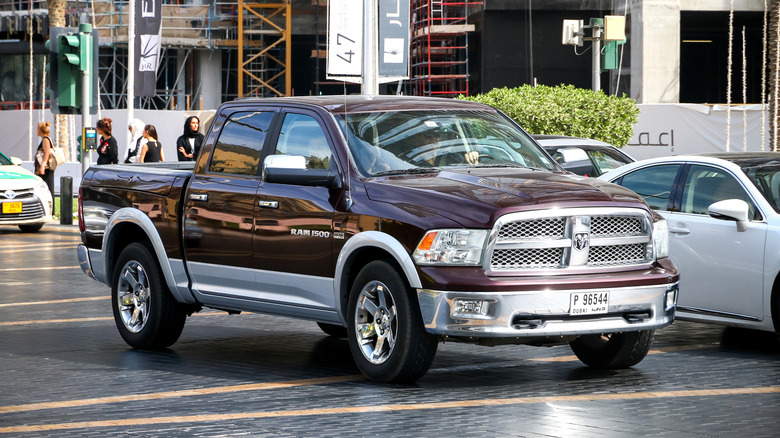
372,168 -> 439,177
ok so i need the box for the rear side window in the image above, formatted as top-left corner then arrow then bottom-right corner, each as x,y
210,111 -> 274,176
616,164 -> 681,211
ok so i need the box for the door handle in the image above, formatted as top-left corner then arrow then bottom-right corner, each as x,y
669,225 -> 690,236
189,193 -> 208,202
258,200 -> 279,209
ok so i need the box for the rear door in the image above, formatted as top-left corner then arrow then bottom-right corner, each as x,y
184,107 -> 277,299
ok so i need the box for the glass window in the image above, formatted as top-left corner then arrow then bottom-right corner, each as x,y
744,164 -> 780,214
680,165 -> 757,218
209,111 -> 274,176
336,110 -> 555,177
617,164 -> 681,211
273,113 -> 332,170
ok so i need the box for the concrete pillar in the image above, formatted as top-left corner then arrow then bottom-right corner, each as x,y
630,0 -> 681,103
176,49 -> 187,110
194,49 -> 222,110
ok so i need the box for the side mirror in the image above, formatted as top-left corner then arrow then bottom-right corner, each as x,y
708,199 -> 750,232
263,154 -> 342,189
10,156 -> 23,166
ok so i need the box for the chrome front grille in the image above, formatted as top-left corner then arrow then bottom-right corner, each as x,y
488,208 -> 654,274
0,198 -> 45,222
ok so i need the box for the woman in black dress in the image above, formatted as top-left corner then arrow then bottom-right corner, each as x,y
96,118 -> 119,165
34,121 -> 55,197
139,125 -> 165,163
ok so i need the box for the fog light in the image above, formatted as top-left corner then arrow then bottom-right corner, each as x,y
452,299 -> 490,319
665,286 -> 678,311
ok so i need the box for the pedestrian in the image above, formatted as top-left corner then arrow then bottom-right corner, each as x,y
176,115 -> 205,161
125,118 -> 147,163
34,121 -> 55,197
138,125 -> 165,163
96,118 -> 119,165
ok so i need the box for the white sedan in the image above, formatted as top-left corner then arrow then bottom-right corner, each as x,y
599,153 -> 780,333
0,151 -> 52,232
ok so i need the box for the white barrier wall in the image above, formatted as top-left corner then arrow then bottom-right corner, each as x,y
1,109 -> 214,193
623,104 -> 771,160
0,104 -> 774,193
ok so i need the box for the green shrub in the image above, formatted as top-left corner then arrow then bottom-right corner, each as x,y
458,84 -> 638,147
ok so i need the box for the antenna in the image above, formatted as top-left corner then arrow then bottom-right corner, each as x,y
343,83 -> 354,211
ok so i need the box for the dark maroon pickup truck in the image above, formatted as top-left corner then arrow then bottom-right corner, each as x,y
77,95 -> 679,382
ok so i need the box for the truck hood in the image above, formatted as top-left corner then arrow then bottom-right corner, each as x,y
363,168 -> 648,228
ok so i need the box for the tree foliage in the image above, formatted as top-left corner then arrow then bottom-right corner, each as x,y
458,85 -> 639,147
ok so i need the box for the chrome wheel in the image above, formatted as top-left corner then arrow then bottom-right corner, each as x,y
116,260 -> 151,334
354,280 -> 397,365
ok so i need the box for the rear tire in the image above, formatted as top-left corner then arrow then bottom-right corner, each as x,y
111,242 -> 186,349
317,322 -> 347,338
18,223 -> 43,232
347,260 -> 438,383
570,330 -> 655,369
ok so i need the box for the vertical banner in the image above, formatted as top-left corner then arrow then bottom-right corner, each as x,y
378,0 -> 409,80
135,0 -> 162,97
327,0 -> 364,83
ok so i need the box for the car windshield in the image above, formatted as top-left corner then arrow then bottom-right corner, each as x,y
0,152 -> 12,165
743,163 -> 780,213
336,110 -> 556,177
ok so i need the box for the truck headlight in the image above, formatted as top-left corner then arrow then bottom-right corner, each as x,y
653,219 -> 669,259
413,229 -> 488,265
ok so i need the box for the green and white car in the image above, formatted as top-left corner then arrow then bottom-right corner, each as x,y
0,151 -> 52,232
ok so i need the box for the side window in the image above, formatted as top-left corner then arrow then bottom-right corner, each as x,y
273,113 -> 332,170
617,164 -> 681,211
680,165 -> 757,218
209,111 -> 274,176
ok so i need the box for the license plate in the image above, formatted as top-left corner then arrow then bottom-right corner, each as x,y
2,202 -> 21,214
569,291 -> 609,315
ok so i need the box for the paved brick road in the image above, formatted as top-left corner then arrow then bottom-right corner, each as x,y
1,224 -> 778,437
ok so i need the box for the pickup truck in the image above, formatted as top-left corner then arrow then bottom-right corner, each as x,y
77,95 -> 679,383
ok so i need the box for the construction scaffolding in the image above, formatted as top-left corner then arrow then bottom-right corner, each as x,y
237,0 -> 291,98
411,0 -> 481,97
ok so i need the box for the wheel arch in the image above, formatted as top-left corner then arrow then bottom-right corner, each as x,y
771,271 -> 780,333
103,208 -> 195,304
334,231 -> 421,324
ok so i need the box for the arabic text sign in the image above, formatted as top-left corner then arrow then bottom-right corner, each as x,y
327,0 -> 363,81
378,0 -> 409,79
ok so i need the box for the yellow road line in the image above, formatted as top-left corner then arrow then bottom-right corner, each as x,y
0,375 -> 364,414
0,296 -> 106,308
0,311 -> 228,326
0,245 -> 78,254
0,266 -> 79,272
528,344 -> 716,363
1,386 -> 777,434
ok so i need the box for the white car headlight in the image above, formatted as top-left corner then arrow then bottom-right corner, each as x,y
653,219 -> 669,259
413,229 -> 488,265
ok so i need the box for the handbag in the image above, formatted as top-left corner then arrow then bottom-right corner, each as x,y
43,136 -> 65,171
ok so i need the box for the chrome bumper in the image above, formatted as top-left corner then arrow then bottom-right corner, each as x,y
77,244 -> 99,282
416,282 -> 678,338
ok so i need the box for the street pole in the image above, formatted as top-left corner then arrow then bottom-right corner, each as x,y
361,0 -> 378,95
591,23 -> 601,92
80,22 -> 91,176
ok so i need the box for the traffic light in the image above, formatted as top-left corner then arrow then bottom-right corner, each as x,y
56,24 -> 93,109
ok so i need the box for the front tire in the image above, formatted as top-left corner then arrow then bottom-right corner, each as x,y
347,260 -> 438,383
111,242 -> 186,350
18,223 -> 43,232
570,330 -> 655,369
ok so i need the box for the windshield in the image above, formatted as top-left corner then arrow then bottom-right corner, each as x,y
336,110 -> 556,177
744,163 -> 780,213
0,152 -> 12,165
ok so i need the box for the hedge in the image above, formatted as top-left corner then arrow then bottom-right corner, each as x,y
457,84 -> 639,147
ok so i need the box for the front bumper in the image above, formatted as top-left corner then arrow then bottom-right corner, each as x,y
417,282 -> 678,338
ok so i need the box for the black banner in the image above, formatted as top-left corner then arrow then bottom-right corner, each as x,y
134,0 -> 162,97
